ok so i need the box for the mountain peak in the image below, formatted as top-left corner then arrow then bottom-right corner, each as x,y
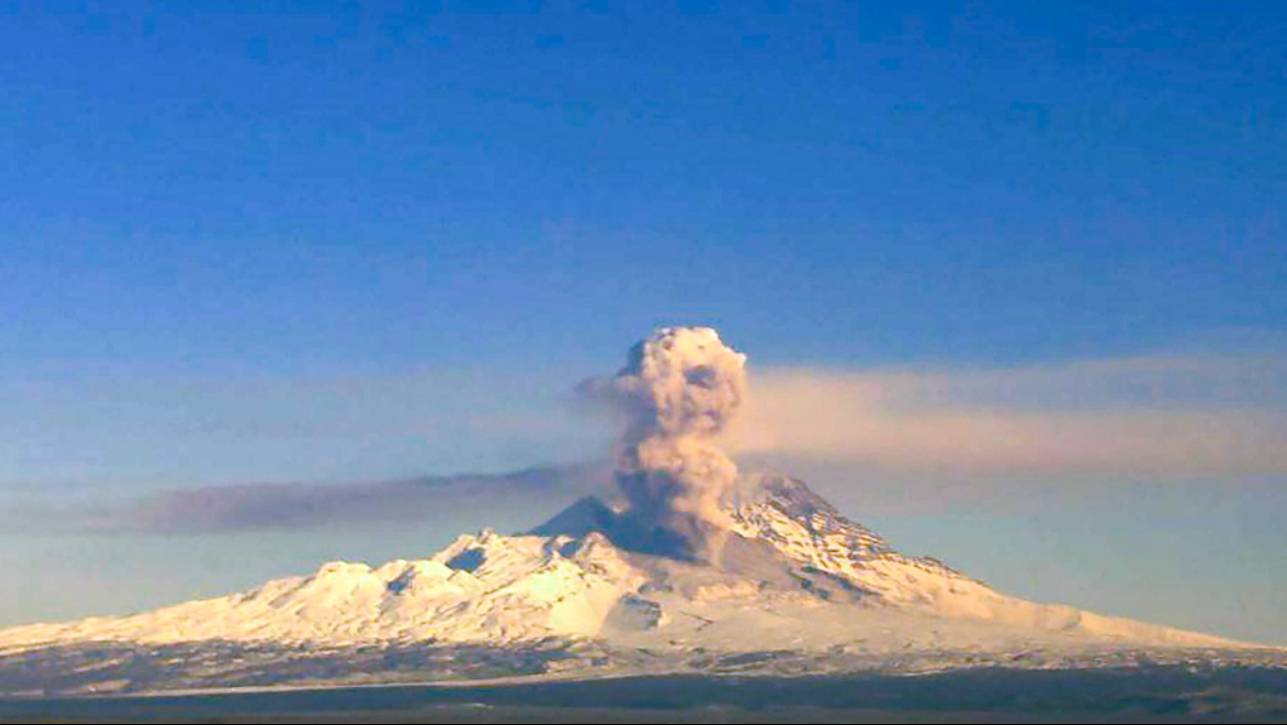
530,473 -> 909,581
529,496 -> 619,539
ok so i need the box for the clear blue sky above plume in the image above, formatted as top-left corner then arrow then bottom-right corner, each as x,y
1,2 -> 1284,644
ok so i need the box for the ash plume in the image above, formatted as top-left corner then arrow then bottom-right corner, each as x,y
579,326 -> 748,557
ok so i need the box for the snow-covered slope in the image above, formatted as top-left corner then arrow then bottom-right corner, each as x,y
0,476 -> 1257,660
0,530 -> 645,651
723,475 -> 1245,648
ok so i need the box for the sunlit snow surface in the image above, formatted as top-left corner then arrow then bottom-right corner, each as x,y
1,476 -> 1282,696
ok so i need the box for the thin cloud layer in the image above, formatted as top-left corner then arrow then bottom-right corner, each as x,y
65,464 -> 612,534
727,354 -> 1287,477
17,349 -> 1285,537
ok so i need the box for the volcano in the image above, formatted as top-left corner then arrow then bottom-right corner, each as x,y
0,328 -> 1280,697
1,473 -> 1279,696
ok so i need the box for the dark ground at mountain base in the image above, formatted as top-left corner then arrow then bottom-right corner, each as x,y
2,667 -> 1286,724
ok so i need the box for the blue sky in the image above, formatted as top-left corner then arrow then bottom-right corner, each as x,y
1,2 -> 1285,643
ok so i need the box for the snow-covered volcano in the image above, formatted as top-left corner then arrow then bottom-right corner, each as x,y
1,328 -> 1280,695
0,475 -> 1269,675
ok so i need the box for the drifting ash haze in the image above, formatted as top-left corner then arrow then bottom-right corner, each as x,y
1,327 -> 1283,696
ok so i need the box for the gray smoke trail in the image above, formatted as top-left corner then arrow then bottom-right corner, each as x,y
579,327 -> 747,556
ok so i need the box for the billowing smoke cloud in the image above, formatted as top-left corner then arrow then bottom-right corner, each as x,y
579,327 -> 747,552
